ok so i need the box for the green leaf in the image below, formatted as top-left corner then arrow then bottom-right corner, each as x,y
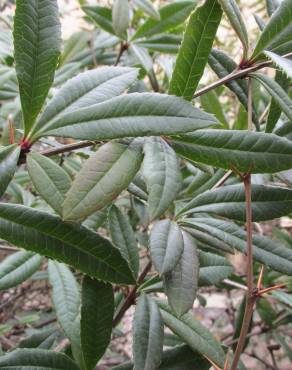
113,0 -> 129,39
169,0 -> 222,100
132,0 -> 160,21
251,0 -> 292,60
0,203 -> 134,284
111,344 -> 210,369
218,0 -> 249,58
37,93 -> 219,141
200,90 -> 229,128
0,251 -> 42,290
170,129 -> 292,173
0,348 -> 80,370
266,70 -> 290,133
208,48 -> 259,126
135,34 -> 181,54
48,261 -> 82,366
133,294 -> 164,370
181,217 -> 292,275
13,0 -> 61,135
0,144 -> 21,198
149,219 -> 184,275
82,6 -> 115,35
164,230 -> 199,317
18,328 -> 59,350
63,140 -> 143,222
31,67 -> 139,139
251,73 -> 292,121
264,51 -> 292,78
178,184 -> 292,221
133,1 -> 197,40
143,138 -> 182,219
81,277 -> 114,370
272,290 -> 292,308
157,301 -> 225,368
109,205 -> 139,280
27,153 -> 71,215
266,0 -> 280,17
198,251 -> 233,286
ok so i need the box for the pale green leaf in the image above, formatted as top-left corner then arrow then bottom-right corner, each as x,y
171,129 -> 292,173
272,290 -> 292,307
157,301 -> 225,368
200,90 -> 229,128
132,0 -> 160,21
13,0 -> 61,135
82,6 -> 114,35
135,34 -> 181,54
113,0 -> 129,39
163,230 -> 199,317
133,294 -> 164,370
178,184 -> 292,221
169,0 -> 222,100
133,1 -> 197,40
143,138 -> 182,220
39,93 -> 218,141
149,219 -> 184,275
0,144 -> 21,198
218,0 -> 249,57
27,153 -> 71,215
264,51 -> 292,78
81,277 -> 114,370
251,0 -> 292,60
31,67 -> 139,138
109,205 -> 139,279
62,140 -> 143,222
0,203 -> 134,284
0,251 -> 42,290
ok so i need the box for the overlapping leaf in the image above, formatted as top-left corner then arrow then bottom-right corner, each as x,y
132,0 -> 160,21
0,144 -> 21,198
82,6 -> 114,35
198,251 -> 233,286
264,51 -> 292,78
112,0 -> 129,39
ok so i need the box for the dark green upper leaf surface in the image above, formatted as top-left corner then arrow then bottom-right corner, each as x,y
133,1 -> 197,40
179,184 -> 292,221
0,251 -> 42,291
157,301 -> 225,368
133,295 -> 164,370
32,67 -> 139,139
39,93 -> 219,141
264,51 -> 292,79
171,129 -> 292,173
169,0 -> 222,100
81,277 -> 114,370
0,203 -> 134,284
0,348 -> 80,370
13,0 -> 61,135
198,251 -> 233,286
251,0 -> 292,60
0,144 -> 21,199
63,140 -> 143,222
82,6 -> 115,35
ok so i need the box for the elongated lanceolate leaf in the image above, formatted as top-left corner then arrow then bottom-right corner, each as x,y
251,0 -> 292,60
157,301 -> 225,368
199,251 -> 233,286
0,251 -> 42,290
170,129 -> 292,173
133,0 -> 160,21
143,138 -> 182,220
0,349 -> 79,370
109,205 -> 139,279
112,0 -> 129,39
264,51 -> 292,78
48,261 -> 82,366
0,144 -> 21,198
81,277 -> 114,370
149,219 -> 184,275
164,231 -> 199,317
133,1 -> 197,40
31,67 -> 138,138
133,295 -> 164,370
0,203 -> 134,284
27,153 -> 71,215
178,184 -> 292,221
82,6 -> 114,35
181,217 -> 292,275
218,0 -> 249,57
38,93 -> 219,140
169,0 -> 222,100
63,140 -> 143,222
13,0 -> 61,135
251,73 -> 292,121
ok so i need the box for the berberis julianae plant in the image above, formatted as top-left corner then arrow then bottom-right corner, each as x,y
0,0 -> 292,369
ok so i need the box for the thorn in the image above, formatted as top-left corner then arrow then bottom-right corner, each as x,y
257,283 -> 286,297
257,265 -> 264,290
230,165 -> 244,179
205,356 -> 223,370
8,114 -> 14,144
223,349 -> 230,370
